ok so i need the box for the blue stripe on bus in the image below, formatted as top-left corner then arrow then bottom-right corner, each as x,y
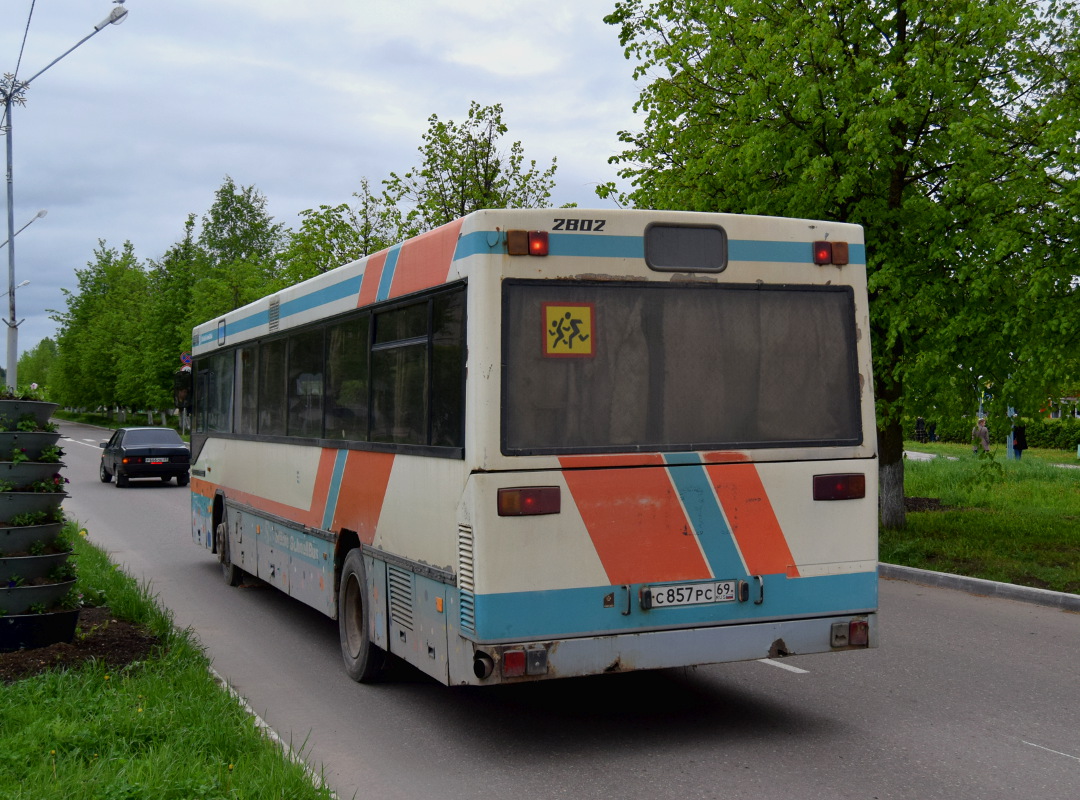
201,233 -> 869,347
322,450 -> 349,531
377,244 -> 402,302
454,230 -> 865,265
281,274 -> 363,319
470,571 -> 878,641
663,453 -> 745,575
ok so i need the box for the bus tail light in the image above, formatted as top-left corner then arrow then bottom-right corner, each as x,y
812,240 -> 850,266
502,649 -> 527,677
498,486 -> 561,516
506,230 -> 549,256
813,473 -> 866,501
849,619 -> 870,647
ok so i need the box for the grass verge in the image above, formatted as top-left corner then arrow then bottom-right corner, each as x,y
884,444 -> 1080,594
0,525 -> 334,800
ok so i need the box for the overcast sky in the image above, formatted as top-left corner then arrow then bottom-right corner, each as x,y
1,0 -> 642,369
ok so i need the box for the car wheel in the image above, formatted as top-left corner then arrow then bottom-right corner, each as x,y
99,462 -> 112,483
176,473 -> 190,487
115,472 -> 129,488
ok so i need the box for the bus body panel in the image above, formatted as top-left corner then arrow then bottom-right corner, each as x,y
190,208 -> 878,686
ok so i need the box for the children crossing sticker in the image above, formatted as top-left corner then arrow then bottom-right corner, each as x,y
543,303 -> 595,357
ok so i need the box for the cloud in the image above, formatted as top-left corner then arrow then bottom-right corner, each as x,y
1,0 -> 642,361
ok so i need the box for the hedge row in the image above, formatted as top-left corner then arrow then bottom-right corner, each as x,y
906,415 -> 1080,451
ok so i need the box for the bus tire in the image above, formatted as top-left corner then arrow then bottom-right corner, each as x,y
338,548 -> 386,683
217,521 -> 242,587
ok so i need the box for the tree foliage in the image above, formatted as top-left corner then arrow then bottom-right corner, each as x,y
384,101 -> 559,239
602,0 -> 1080,527
16,337 -> 57,388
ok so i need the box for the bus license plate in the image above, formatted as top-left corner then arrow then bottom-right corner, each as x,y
147,457 -> 168,463
648,580 -> 737,608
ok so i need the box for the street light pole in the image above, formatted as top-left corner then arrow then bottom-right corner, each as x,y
0,209 -> 47,249
1,2 -> 129,391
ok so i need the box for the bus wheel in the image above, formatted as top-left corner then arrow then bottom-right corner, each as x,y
217,522 -> 242,587
338,548 -> 386,683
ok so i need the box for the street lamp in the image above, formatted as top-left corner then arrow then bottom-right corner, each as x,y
0,209 -> 47,249
1,2 -> 129,391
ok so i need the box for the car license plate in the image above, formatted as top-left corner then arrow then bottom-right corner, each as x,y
646,580 -> 738,608
147,457 -> 168,464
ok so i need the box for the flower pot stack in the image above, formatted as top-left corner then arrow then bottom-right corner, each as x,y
0,399 -> 73,652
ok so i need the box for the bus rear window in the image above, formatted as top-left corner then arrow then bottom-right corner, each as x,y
645,224 -> 727,272
502,281 -> 861,455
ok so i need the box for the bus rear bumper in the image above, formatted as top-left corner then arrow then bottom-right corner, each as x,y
455,613 -> 877,685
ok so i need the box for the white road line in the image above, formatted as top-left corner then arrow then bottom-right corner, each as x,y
757,658 -> 809,674
1023,741 -> 1080,762
61,437 -> 102,449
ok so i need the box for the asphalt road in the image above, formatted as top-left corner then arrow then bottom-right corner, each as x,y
59,421 -> 1079,800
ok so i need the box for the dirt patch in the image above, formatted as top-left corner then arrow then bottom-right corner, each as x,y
904,496 -> 950,512
0,606 -> 162,684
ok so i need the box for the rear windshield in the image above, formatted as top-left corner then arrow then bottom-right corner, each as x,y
124,429 -> 185,446
502,281 -> 862,455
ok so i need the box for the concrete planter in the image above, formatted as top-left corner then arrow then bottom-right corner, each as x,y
0,578 -> 76,616
0,401 -> 59,430
0,522 -> 64,554
0,399 -> 75,651
0,608 -> 79,652
0,431 -> 62,462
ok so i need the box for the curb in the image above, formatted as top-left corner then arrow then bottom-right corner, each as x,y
879,563 -> 1080,612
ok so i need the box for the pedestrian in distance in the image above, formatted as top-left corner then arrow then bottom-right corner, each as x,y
971,418 -> 990,453
1012,424 -> 1028,460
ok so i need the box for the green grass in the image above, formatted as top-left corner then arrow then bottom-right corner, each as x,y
0,525 -> 334,800
883,444 -> 1080,594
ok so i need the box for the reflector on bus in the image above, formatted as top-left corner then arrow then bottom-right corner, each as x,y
498,486 -> 561,516
813,473 -> 866,501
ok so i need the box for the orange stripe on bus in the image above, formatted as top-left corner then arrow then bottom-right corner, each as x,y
705,463 -> 799,577
358,251 -> 388,307
388,218 -> 464,299
330,451 -> 395,545
305,449 -> 341,527
561,460 -> 711,585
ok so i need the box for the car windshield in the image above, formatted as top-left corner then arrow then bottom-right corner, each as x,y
123,429 -> 184,446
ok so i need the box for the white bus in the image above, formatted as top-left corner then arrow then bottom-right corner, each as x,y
191,208 -> 878,686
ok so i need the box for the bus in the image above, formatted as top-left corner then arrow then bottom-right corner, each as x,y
190,208 -> 878,686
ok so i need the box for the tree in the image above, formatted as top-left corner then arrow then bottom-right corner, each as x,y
603,0 -> 1080,527
52,241 -> 147,411
16,337 -> 58,389
142,215 -> 202,411
192,176 -> 285,317
279,179 -> 398,287
383,101 -> 559,239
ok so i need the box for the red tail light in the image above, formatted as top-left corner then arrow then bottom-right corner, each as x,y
502,649 -> 527,677
528,231 -> 549,255
812,240 -> 850,265
813,473 -> 866,501
498,487 -> 561,516
506,230 -> 549,256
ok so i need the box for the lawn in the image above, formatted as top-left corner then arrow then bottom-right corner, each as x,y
884,443 -> 1080,594
0,525 -> 334,800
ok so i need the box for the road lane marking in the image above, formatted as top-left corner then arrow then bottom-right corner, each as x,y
757,658 -> 809,674
1023,741 -> 1080,762
62,438 -> 102,449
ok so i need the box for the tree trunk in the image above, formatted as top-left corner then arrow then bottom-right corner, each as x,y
878,415 -> 906,530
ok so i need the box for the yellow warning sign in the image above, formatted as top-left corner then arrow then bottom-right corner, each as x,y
543,303 -> 595,357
